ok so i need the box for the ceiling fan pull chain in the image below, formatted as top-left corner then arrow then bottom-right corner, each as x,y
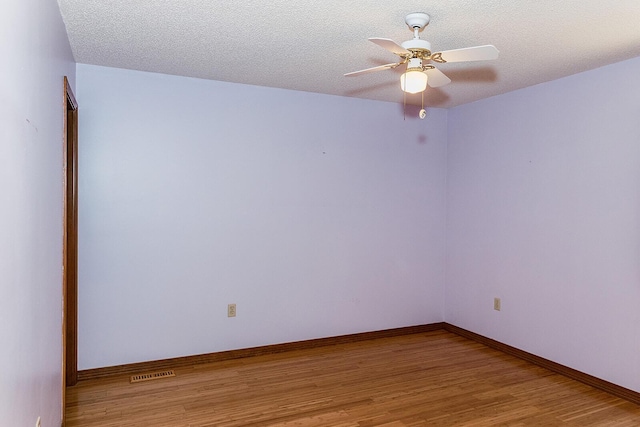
403,73 -> 406,120
419,91 -> 427,119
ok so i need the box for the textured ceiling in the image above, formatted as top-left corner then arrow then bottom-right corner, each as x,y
57,0 -> 640,108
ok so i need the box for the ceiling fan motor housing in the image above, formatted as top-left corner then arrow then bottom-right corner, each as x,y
401,38 -> 432,53
402,13 -> 432,59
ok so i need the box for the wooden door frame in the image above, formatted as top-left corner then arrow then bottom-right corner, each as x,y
62,76 -> 78,426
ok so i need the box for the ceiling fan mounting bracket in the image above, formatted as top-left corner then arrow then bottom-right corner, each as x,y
405,12 -> 430,31
430,52 -> 446,63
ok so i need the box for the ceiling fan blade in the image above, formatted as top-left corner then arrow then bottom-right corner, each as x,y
425,67 -> 451,88
432,45 -> 499,63
344,62 -> 401,77
368,38 -> 411,57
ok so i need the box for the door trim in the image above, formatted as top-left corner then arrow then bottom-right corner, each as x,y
62,76 -> 78,426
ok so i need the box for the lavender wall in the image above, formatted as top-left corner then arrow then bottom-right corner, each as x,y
0,0 -> 76,425
446,57 -> 640,391
76,64 -> 448,369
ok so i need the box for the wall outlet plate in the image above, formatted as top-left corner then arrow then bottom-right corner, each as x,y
493,297 -> 501,311
227,303 -> 236,317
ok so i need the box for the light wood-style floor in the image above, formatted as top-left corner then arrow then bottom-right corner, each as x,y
66,330 -> 640,426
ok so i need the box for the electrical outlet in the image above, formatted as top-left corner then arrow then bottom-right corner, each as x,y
494,297 -> 501,311
227,303 -> 236,317
35,417 -> 41,427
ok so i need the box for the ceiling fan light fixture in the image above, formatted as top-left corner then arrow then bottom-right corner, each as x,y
401,69 -> 428,94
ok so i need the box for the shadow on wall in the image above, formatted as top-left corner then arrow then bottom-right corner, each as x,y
393,103 -> 431,146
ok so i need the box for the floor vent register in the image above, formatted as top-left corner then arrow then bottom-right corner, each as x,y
130,370 -> 176,383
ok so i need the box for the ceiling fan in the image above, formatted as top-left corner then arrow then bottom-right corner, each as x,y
345,13 -> 499,96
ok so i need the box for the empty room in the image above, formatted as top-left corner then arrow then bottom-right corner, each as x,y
2,0 -> 640,426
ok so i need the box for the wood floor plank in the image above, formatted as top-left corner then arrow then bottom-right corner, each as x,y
66,330 -> 640,426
